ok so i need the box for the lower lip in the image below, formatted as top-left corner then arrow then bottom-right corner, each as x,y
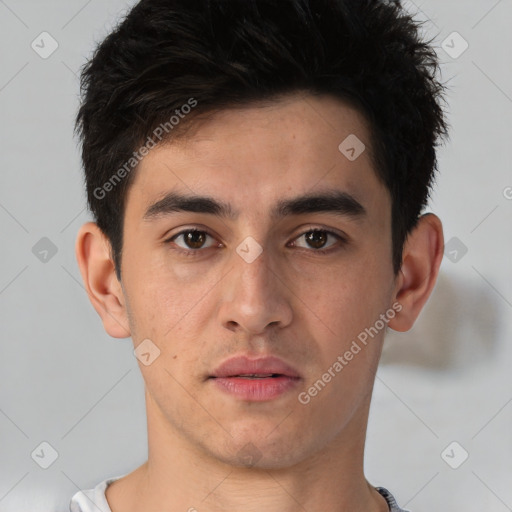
210,376 -> 300,401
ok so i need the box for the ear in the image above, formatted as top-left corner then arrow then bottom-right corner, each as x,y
388,213 -> 444,332
75,222 -> 131,338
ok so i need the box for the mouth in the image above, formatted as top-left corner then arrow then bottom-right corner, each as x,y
217,373 -> 285,379
209,356 -> 301,401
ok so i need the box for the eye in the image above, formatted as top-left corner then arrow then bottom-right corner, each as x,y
291,228 -> 345,253
165,227 -> 346,257
167,229 -> 218,254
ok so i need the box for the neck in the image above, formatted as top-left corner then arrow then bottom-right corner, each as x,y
106,390 -> 388,512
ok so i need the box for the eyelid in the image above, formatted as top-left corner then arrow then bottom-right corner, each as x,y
292,225 -> 347,240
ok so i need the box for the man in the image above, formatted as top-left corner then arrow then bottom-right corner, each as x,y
70,0 -> 447,510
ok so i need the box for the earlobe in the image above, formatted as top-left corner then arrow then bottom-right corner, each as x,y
388,213 -> 444,332
75,222 -> 131,338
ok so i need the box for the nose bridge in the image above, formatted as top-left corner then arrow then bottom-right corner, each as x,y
220,235 -> 292,334
234,239 -> 277,305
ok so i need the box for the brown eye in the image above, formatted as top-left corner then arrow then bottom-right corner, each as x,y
292,229 -> 345,252
305,230 -> 328,249
170,230 -> 216,251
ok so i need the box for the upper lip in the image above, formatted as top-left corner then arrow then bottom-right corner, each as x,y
210,355 -> 301,379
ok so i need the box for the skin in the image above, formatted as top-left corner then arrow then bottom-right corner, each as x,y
76,92 -> 444,512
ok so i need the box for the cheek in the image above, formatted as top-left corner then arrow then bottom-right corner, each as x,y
122,275 -> 172,351
298,265 -> 394,395
123,256 -> 220,352
300,254 -> 392,332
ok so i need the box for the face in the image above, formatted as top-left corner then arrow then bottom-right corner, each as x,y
119,93 -> 398,469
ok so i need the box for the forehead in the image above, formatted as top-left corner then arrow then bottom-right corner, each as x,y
126,93 -> 388,219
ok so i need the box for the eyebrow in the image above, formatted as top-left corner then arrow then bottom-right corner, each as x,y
143,189 -> 366,221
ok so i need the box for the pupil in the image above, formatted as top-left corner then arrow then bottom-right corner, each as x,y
186,231 -> 205,249
306,230 -> 327,249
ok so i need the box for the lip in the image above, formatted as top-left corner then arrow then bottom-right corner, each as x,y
211,355 -> 301,379
209,355 -> 301,402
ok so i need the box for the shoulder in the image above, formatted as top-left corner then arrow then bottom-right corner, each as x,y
69,474 -> 126,512
375,487 -> 411,512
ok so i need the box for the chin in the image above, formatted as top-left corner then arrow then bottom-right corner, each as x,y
213,424 -> 313,470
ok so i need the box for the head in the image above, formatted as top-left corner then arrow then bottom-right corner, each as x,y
75,0 -> 447,470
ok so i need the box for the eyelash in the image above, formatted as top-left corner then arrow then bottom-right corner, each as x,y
165,227 -> 347,257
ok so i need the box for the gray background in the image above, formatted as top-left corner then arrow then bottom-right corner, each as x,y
1,0 -> 511,510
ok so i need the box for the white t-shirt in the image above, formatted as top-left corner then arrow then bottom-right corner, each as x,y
69,474 -> 410,511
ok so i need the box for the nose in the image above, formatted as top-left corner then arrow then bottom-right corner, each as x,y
218,245 -> 293,336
